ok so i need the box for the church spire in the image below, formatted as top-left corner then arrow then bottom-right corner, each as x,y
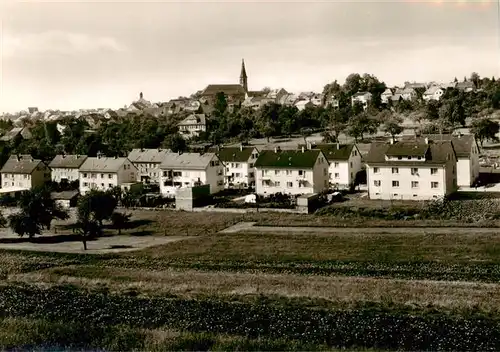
239,59 -> 248,93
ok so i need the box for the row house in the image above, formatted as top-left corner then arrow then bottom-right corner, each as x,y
365,138 -> 458,200
127,148 -> 171,184
49,155 -> 88,183
159,152 -> 224,197
0,155 -> 51,191
79,156 -> 137,195
254,148 -> 329,196
216,146 -> 259,189
300,143 -> 362,189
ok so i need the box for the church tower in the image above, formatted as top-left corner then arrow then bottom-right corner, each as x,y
239,59 -> 248,93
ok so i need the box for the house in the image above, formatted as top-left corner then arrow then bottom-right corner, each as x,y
300,143 -> 362,189
159,152 -> 224,197
381,88 -> 394,104
401,134 -> 480,187
365,138 -> 458,200
325,94 -> 340,108
51,190 -> 80,208
127,148 -> 172,184
254,148 -> 330,196
294,100 -> 315,111
422,86 -> 444,102
400,88 -> 418,101
266,88 -> 289,103
1,155 -> 51,191
49,154 -> 88,184
79,156 -> 138,195
216,145 -> 259,189
351,92 -> 372,108
456,81 -> 475,92
0,127 -> 32,142
178,114 -> 207,139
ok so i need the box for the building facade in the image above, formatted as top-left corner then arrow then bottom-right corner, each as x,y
254,148 -> 329,196
159,152 -> 224,197
216,146 -> 259,189
127,148 -> 171,184
1,155 -> 51,190
79,156 -> 138,195
49,155 -> 88,184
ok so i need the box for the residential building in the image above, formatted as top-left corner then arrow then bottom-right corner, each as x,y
400,87 -> 418,101
381,88 -> 394,104
79,156 -> 138,195
216,146 -> 259,189
365,138 -> 458,200
0,127 -> 32,142
159,152 -> 224,197
295,100 -> 315,111
300,143 -> 362,189
49,154 -> 88,184
178,114 -> 207,139
402,134 -> 480,187
254,148 -> 330,196
1,155 -> 51,191
423,86 -> 444,101
351,92 -> 372,108
456,81 -> 475,92
127,148 -> 172,184
265,88 -> 289,103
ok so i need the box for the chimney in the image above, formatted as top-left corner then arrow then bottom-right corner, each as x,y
425,137 -> 429,145
301,146 -> 305,153
336,142 -> 340,150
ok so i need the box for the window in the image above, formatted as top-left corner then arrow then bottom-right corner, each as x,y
298,170 -> 305,176
417,156 -> 422,160
101,183 -> 105,187
91,173 -> 96,179
407,156 -> 412,160
108,174 -> 112,179
354,150 -> 358,156
350,162 -> 353,168
235,163 -> 240,168
431,168 -> 438,175
83,173 -> 88,178
249,163 -> 254,168
411,181 -> 419,188
374,180 -> 381,187
286,170 -> 292,176
173,171 -> 182,177
108,183 -> 113,188
431,182 -> 439,189
235,173 -> 241,177
334,162 -> 339,167
275,181 -> 280,187
392,167 -> 399,174
83,182 -> 88,187
323,169 -> 327,176
398,156 -> 402,160
101,173 -> 104,178
411,168 -> 419,175
392,180 -> 399,187
275,170 -> 280,175
335,173 -> 340,179
373,167 -> 380,174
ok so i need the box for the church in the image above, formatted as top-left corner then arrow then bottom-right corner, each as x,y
199,59 -> 264,105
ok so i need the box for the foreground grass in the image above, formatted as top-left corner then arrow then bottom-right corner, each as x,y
0,317 -> 340,351
10,266 -> 500,313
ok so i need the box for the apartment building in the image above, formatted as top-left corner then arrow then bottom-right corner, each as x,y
79,156 -> 138,195
216,145 -> 259,189
49,154 -> 88,184
1,155 -> 51,191
127,148 -> 171,184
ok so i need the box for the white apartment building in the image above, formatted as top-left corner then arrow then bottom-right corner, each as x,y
159,152 -> 224,197
402,134 -> 480,187
216,145 -> 259,189
301,143 -> 362,189
49,155 -> 88,184
1,155 -> 51,191
254,148 -> 329,196
127,148 -> 171,184
79,156 -> 138,195
365,139 -> 458,200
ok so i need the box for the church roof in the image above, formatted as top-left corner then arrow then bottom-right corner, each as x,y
200,84 -> 246,96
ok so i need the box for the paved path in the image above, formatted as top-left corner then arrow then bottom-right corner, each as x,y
220,222 -> 500,235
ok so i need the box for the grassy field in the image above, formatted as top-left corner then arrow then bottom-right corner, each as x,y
2,210 -> 500,350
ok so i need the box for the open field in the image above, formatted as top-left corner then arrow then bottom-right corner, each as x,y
3,209 -> 500,350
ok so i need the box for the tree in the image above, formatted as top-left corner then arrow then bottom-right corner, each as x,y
213,92 -> 228,117
346,113 -> 378,142
8,187 -> 69,238
110,212 -> 131,235
163,133 -> 187,153
383,117 -> 404,140
471,118 -> 500,146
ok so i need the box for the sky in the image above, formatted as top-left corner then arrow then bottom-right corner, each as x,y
0,0 -> 499,113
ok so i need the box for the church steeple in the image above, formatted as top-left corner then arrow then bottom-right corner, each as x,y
239,59 -> 248,93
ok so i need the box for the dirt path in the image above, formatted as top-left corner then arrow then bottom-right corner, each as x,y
220,222 -> 500,235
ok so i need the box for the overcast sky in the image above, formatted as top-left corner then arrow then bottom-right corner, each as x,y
0,0 -> 498,112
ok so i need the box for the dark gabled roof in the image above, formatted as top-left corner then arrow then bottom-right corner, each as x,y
49,155 -> 88,169
365,140 -> 456,166
297,143 -> 355,161
255,149 -> 322,169
216,147 -> 256,162
201,84 -> 246,96
1,155 -> 44,174
401,134 -> 477,158
386,142 -> 428,157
